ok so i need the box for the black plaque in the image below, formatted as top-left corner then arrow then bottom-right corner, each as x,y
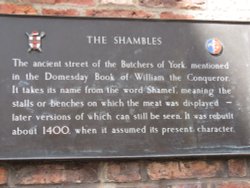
0,15 -> 250,160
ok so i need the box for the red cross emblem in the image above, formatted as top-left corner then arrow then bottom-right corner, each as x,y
26,31 -> 46,52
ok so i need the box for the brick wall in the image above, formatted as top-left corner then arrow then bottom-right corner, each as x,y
0,0 -> 250,187
0,159 -> 249,187
0,0 -> 249,20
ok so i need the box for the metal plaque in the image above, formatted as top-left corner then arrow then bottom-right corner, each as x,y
0,15 -> 250,160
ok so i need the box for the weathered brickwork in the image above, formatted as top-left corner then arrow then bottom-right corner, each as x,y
104,162 -> 141,182
147,160 -> 225,180
15,163 -> 99,185
0,0 -> 249,20
0,0 -> 249,187
0,167 -> 7,185
228,159 -> 247,177
0,159 -> 248,187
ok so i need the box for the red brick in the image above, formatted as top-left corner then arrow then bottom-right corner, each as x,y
16,163 -> 98,185
105,162 -> 141,183
17,0 -> 56,4
86,9 -> 153,18
147,160 -> 224,180
56,0 -> 94,5
42,8 -> 80,16
0,4 -> 37,15
217,182 -> 250,188
160,12 -> 194,19
140,0 -> 206,9
228,159 -> 247,177
0,167 -> 7,185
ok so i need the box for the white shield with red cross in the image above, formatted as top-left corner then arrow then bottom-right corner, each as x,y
26,31 -> 46,52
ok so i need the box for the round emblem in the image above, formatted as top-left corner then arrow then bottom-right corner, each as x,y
206,38 -> 223,56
